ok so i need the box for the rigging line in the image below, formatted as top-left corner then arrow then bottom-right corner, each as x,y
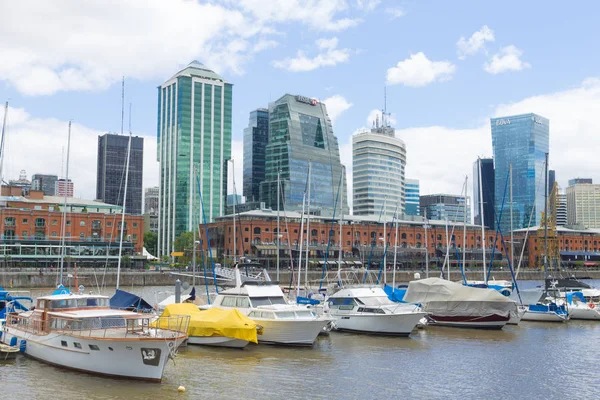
487,169 -> 510,283
195,171 -> 218,292
363,201 -> 385,283
377,205 -> 397,285
319,171 -> 343,291
278,178 -> 296,290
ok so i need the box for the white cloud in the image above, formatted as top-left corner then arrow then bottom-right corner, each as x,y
457,25 -> 495,59
355,0 -> 381,11
366,109 -> 397,127
0,0 -> 357,96
386,52 -> 456,87
323,95 -> 353,124
339,78 -> 600,217
484,45 -> 531,74
236,0 -> 361,31
385,7 -> 405,19
273,37 -> 351,72
1,107 -> 158,200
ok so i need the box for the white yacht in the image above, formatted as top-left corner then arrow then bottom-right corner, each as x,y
204,279 -> 330,346
1,293 -> 189,381
327,286 -> 426,336
565,292 -> 600,320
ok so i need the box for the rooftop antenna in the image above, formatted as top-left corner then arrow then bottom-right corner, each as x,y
382,86 -> 387,127
120,76 -> 125,135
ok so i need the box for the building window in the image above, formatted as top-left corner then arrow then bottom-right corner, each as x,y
22,218 -> 28,224
66,232 -> 71,237
4,217 -> 15,226
133,223 -> 138,228
401,233 -> 407,239
253,227 -> 261,234
437,234 -> 442,240
107,221 -> 113,227
245,227 -> 249,232
80,221 -> 86,227
52,231 -> 57,237
244,238 -> 249,243
22,231 -> 28,238
66,220 -> 71,226
52,219 -> 58,225
132,234 -> 138,241
79,233 -> 84,240
312,229 -> 318,237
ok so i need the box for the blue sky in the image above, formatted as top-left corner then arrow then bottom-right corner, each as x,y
2,0 -> 600,208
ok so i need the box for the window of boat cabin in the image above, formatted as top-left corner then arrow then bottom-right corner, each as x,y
295,310 -> 315,318
356,297 -> 394,306
49,297 -> 109,310
221,296 -> 239,307
275,311 -> 295,319
249,311 -> 275,319
235,297 -> 250,308
328,298 -> 358,307
250,296 -> 287,307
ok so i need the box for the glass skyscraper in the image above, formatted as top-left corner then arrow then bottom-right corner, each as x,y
243,108 -> 269,203
420,194 -> 470,223
353,123 -> 406,219
473,158 -> 495,228
405,178 -> 420,216
157,61 -> 232,257
260,94 -> 347,216
491,113 -> 549,232
97,133 -> 144,215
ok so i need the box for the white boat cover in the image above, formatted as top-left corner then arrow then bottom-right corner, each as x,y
403,278 -> 517,317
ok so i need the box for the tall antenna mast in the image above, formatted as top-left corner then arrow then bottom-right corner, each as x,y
120,76 -> 125,135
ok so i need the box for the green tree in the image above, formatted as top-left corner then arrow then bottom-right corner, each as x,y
144,231 -> 158,256
174,231 -> 194,264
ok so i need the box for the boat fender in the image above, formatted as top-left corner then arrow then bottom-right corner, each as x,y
589,304 -> 595,309
9,336 -> 17,347
19,339 -> 26,353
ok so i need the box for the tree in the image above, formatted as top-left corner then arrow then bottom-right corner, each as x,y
174,231 -> 194,264
144,231 -> 158,256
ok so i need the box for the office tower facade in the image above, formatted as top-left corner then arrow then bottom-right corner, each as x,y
568,178 -> 593,186
405,179 -> 420,216
353,120 -> 406,219
144,187 -> 159,215
491,113 -> 549,232
31,174 -> 58,196
566,183 -> 600,228
157,61 -> 232,257
556,192 -> 567,226
243,108 -> 269,203
260,94 -> 347,216
420,194 -> 470,223
473,158 -> 495,228
55,178 -> 74,197
96,133 -> 143,213
420,194 -> 470,222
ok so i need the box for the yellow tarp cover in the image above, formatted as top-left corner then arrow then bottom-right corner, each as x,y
155,303 -> 258,344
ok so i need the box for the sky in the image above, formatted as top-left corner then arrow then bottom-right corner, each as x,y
2,0 -> 600,215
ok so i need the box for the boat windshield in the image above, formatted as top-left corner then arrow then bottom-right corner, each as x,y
295,310 -> 315,318
49,297 -> 110,310
357,296 -> 394,306
274,312 -> 296,319
250,296 -> 287,307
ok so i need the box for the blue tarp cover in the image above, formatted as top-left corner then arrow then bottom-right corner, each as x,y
566,292 -> 586,304
297,296 -> 320,305
110,289 -> 153,312
383,284 -> 407,303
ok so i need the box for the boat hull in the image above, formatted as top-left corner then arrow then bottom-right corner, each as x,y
187,336 -> 249,348
428,314 -> 509,330
252,319 -> 328,346
521,311 -> 569,322
507,306 -> 527,325
332,312 -> 427,336
2,328 -> 181,381
568,306 -> 600,320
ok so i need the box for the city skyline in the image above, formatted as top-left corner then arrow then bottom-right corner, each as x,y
2,2 -> 600,218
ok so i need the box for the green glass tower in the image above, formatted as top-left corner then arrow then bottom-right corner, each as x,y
157,61 -> 232,257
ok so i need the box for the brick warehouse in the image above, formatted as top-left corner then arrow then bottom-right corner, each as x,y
1,186 -> 144,267
200,209 -> 600,270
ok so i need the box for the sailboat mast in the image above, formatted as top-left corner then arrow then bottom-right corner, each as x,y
0,101 -> 8,184
304,161 -> 312,291
509,164 -> 514,273
445,218 -> 450,280
337,166 -> 344,280
232,159 -> 236,265
543,153 -> 549,273
392,203 -> 399,287
297,190 -> 307,299
478,158 -> 487,283
463,176 -> 467,275
382,197 -> 387,284
116,130 -> 133,290
276,169 -> 280,281
424,209 -> 429,278
59,121 -> 72,286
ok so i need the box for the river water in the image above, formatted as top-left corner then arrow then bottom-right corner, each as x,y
2,282 -> 600,399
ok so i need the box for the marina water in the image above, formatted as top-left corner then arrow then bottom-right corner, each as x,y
2,282 -> 599,399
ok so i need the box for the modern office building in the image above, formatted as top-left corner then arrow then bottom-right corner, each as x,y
227,194 -> 243,206
405,179 -> 420,216
556,192 -> 567,226
259,94 -> 347,217
243,108 -> 269,203
157,61 -> 232,257
491,113 -> 549,232
566,183 -> 600,228
31,174 -> 58,196
353,119 -> 406,219
420,194 -> 470,223
473,158 -> 495,228
568,178 -> 593,186
55,178 -> 74,197
144,187 -> 159,215
97,133 -> 143,214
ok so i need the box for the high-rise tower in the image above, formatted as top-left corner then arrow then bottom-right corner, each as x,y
157,61 -> 232,257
